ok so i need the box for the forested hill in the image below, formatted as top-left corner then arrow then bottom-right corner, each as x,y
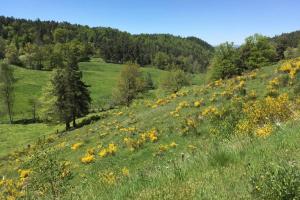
0,16 -> 213,72
271,30 -> 300,59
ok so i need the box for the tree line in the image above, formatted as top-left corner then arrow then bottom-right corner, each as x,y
208,34 -> 299,80
0,16 -> 213,73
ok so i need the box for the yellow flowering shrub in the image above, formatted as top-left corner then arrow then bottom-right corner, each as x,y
235,120 -> 253,135
18,169 -> 31,179
99,149 -> 107,158
147,129 -> 158,142
115,111 -> 123,116
269,77 -> 280,87
107,143 -> 117,155
81,154 -> 95,164
255,124 -> 273,138
151,98 -> 170,108
201,106 -> 220,117
71,142 -> 83,150
213,79 -> 223,87
0,178 -> 25,200
194,99 -> 204,107
186,118 -> 196,128
119,127 -> 136,133
178,101 -> 189,108
102,172 -> 116,185
246,90 -> 257,100
236,93 -> 292,137
209,93 -> 217,102
243,93 -> 291,124
278,58 -> 300,79
99,143 -> 117,158
158,145 -> 169,153
169,142 -> 178,148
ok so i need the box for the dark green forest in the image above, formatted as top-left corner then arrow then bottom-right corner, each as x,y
0,16 -> 214,73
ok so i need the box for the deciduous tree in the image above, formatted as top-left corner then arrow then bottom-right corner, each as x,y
0,63 -> 15,123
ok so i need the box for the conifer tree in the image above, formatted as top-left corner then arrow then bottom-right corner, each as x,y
40,45 -> 91,130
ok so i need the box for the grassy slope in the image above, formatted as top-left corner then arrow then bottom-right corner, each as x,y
0,60 -> 204,157
0,63 -> 299,199
0,59 -> 169,122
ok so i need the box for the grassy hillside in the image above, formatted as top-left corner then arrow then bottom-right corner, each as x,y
0,59 -> 175,122
0,59 -> 204,156
1,59 -> 299,199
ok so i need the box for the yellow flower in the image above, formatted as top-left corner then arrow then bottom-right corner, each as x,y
103,172 -> 116,185
81,154 -> 95,164
194,100 -> 202,107
122,167 -> 129,177
255,124 -> 273,138
147,129 -> 158,142
186,118 -> 196,128
170,93 -> 177,99
87,148 -> 95,155
202,106 -> 219,116
169,142 -> 178,148
116,111 -> 123,116
139,133 -> 147,143
188,144 -> 197,151
178,101 -> 189,108
99,149 -> 107,158
159,145 -> 168,152
18,169 -> 30,179
107,143 -> 117,155
269,77 -> 280,87
71,142 -> 83,150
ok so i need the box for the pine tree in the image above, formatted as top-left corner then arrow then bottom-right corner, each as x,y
40,45 -> 91,130
64,51 -> 91,128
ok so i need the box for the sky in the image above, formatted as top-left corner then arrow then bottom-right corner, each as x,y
0,0 -> 299,45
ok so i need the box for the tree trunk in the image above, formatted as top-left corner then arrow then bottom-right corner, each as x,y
8,108 -> 13,124
72,117 -> 76,128
65,121 -> 70,131
33,104 -> 36,122
5,91 -> 13,124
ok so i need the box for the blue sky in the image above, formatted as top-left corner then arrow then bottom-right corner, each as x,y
0,0 -> 299,45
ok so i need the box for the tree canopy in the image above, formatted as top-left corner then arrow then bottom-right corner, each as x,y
0,16 -> 213,72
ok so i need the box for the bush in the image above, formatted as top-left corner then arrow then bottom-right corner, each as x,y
239,34 -> 277,70
24,149 -> 73,199
143,72 -> 155,90
294,73 -> 300,96
203,101 -> 243,137
251,162 -> 300,200
278,74 -> 290,87
113,63 -> 151,106
160,69 -> 190,93
209,42 -> 241,80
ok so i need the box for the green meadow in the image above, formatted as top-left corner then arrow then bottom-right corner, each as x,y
1,61 -> 299,199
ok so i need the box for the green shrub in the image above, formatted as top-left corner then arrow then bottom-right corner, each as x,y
209,149 -> 236,167
112,63 -> 145,106
160,69 -> 190,93
250,162 -> 300,200
278,74 -> 290,87
294,73 -> 300,96
209,42 -> 241,80
205,102 -> 243,137
24,149 -> 73,199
